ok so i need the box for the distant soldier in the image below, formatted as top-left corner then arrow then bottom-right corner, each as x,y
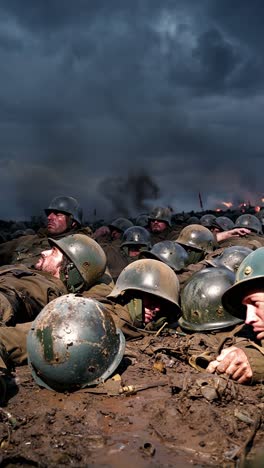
0,196 -> 91,268
147,207 -> 180,242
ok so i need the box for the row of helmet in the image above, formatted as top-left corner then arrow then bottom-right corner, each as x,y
191,213 -> 263,234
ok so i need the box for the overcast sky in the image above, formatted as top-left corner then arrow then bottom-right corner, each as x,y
0,0 -> 263,221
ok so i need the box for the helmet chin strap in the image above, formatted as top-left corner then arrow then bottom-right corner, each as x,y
60,263 -> 84,293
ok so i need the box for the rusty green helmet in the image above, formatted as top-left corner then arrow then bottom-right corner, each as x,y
176,225 -> 216,254
49,234 -> 106,292
222,247 -> 264,318
27,295 -> 125,392
179,267 -> 242,332
108,258 -> 180,309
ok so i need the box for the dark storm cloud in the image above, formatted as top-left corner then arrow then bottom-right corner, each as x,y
0,0 -> 263,220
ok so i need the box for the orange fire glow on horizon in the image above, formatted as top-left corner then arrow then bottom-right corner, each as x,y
222,201 -> 233,208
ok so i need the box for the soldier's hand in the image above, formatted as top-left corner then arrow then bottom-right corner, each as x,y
206,346 -> 253,384
216,228 -> 251,242
144,308 -> 158,323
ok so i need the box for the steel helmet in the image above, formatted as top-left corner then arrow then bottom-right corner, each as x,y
187,216 -> 201,225
206,246 -> 252,272
235,214 -> 262,234
50,234 -> 106,292
135,214 -> 149,227
139,240 -> 188,272
148,207 -> 172,226
179,267 -> 242,332
212,216 -> 234,232
27,295 -> 125,392
108,258 -> 180,310
45,196 -> 83,226
121,226 -> 151,249
222,247 -> 264,318
108,218 -> 134,233
176,225 -> 216,253
200,214 -> 216,228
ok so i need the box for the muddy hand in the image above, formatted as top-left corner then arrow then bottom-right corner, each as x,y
206,346 -> 253,384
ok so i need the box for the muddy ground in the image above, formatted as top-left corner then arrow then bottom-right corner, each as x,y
0,334 -> 263,468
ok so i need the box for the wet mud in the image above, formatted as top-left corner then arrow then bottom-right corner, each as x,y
0,335 -> 263,467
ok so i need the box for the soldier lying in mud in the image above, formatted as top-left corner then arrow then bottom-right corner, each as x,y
206,247 -> 264,384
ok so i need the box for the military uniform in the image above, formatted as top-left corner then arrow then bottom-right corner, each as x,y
150,225 -> 182,244
218,232 -> 264,250
0,265 -> 67,325
184,326 -> 264,384
0,226 -> 92,268
177,247 -> 225,290
100,241 -> 128,282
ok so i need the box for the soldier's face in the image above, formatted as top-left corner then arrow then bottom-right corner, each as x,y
243,291 -> 264,340
127,246 -> 141,257
47,211 -> 70,235
35,247 -> 64,278
150,220 -> 167,233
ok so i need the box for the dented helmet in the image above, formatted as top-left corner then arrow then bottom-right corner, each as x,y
27,295 -> 125,392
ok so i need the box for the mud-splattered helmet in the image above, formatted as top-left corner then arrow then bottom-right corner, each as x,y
27,295 -> 125,392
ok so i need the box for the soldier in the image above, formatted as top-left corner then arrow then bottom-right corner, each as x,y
147,207 -> 180,242
207,247 -> 264,384
0,196 -> 91,268
99,226 -> 151,282
108,258 -> 181,332
93,217 -> 133,244
0,234 -> 107,326
121,226 -> 151,259
210,216 -> 235,233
